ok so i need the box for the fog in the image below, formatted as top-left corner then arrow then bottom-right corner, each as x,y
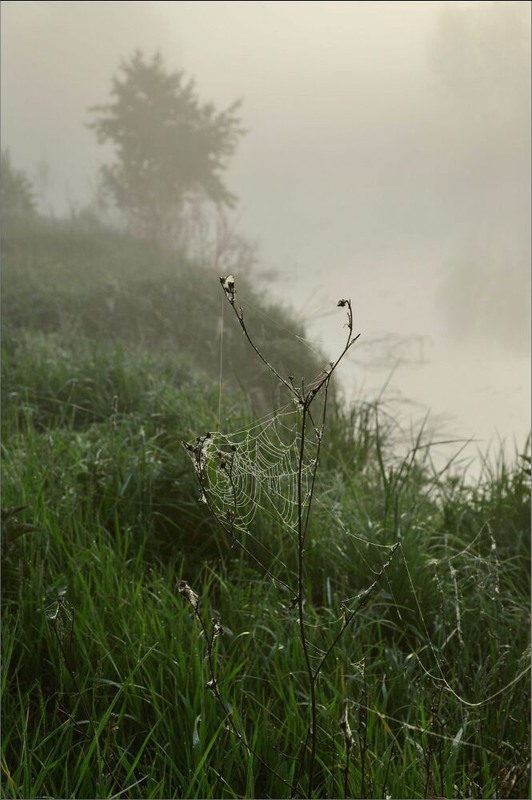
2,0 -> 530,472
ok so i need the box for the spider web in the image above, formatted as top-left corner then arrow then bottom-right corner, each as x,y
183,404 -> 320,538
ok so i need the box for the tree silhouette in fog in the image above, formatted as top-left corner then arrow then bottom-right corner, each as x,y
1,150 -> 36,223
89,51 -> 244,244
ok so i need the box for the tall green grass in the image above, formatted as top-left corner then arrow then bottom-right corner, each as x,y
2,217 -> 530,798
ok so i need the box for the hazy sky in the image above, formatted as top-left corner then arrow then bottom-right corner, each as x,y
2,0 -> 530,471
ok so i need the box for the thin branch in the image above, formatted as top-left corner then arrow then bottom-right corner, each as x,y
184,276 -> 364,798
177,582 -> 293,791
313,542 -> 401,681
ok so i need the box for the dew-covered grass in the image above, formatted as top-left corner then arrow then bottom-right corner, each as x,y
2,218 -> 530,798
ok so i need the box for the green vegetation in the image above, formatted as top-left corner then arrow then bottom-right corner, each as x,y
2,218 -> 530,798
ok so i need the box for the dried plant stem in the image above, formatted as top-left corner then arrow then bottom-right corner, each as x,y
313,542 -> 400,681
359,660 -> 369,799
49,613 -> 121,793
178,582 -> 293,791
185,276 -> 397,798
339,699 -> 355,798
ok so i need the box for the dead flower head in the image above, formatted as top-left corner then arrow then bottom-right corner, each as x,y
177,580 -> 199,611
220,274 -> 236,304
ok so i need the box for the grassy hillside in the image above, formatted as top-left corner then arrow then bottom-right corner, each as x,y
2,217 -> 323,415
2,217 -> 530,799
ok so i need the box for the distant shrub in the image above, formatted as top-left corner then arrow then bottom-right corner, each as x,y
1,149 -> 37,223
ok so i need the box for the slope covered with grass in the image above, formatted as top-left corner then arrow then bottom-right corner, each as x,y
2,218 -> 322,415
2,218 -> 530,798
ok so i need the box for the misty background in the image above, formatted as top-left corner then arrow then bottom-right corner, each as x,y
2,0 -> 530,473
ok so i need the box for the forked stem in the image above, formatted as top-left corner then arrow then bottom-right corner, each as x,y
184,276 -> 376,798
